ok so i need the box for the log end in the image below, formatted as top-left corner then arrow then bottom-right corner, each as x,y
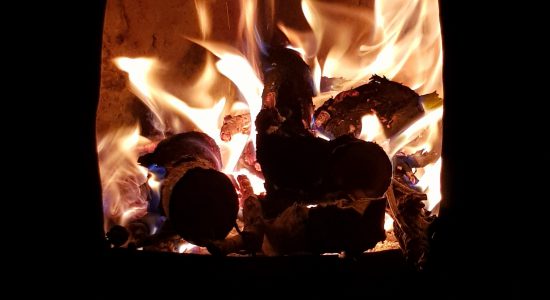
168,168 -> 239,246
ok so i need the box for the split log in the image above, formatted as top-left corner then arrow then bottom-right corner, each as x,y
256,48 -> 393,218
138,132 -> 238,246
326,135 -> 393,198
386,179 -> 433,270
260,46 -> 315,135
313,75 -> 425,139
220,113 -> 251,142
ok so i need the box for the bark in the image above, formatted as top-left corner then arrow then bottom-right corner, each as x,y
313,75 -> 424,139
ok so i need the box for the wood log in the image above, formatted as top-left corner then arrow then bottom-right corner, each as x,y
261,196 -> 386,256
260,46 -> 315,135
386,179 -> 433,270
313,75 -> 425,139
326,135 -> 393,198
138,132 -> 238,246
207,195 -> 265,256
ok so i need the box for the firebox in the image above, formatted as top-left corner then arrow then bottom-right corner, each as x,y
81,0 -> 465,295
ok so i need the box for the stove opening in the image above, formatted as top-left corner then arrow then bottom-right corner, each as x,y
97,0 -> 443,270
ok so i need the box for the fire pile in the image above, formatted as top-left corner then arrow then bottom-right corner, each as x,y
98,0 -> 443,270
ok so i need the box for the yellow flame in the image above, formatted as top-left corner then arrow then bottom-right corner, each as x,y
194,0 -> 211,40
300,0 -> 442,95
384,213 -> 394,232
97,125 -> 149,229
417,158 -> 442,212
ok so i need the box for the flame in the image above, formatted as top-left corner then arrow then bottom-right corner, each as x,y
194,0 -> 211,40
300,0 -> 442,95
416,158 -> 442,212
384,213 -> 394,232
359,114 -> 387,144
97,125 -> 149,228
232,168 -> 266,195
178,241 -> 198,253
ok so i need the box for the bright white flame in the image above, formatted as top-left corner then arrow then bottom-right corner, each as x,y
384,213 -> 394,232
359,114 -> 387,143
178,242 -> 198,253
416,158 -> 442,211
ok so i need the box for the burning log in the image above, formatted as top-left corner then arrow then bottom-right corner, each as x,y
260,46 -> 315,135
209,195 -> 387,257
255,47 -> 328,217
313,75 -> 425,139
327,135 -> 393,198
386,179 -> 434,270
220,113 -> 251,142
138,132 -> 239,246
255,48 -> 393,218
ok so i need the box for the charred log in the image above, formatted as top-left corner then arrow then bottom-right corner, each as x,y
313,75 -> 424,139
386,179 -> 433,270
260,47 -> 315,135
262,196 -> 386,256
138,132 -> 238,246
326,135 -> 393,198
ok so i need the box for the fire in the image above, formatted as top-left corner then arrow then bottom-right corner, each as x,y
359,114 -> 387,144
98,0 -> 444,237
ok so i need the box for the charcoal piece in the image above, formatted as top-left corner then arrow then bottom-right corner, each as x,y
313,75 -> 424,139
